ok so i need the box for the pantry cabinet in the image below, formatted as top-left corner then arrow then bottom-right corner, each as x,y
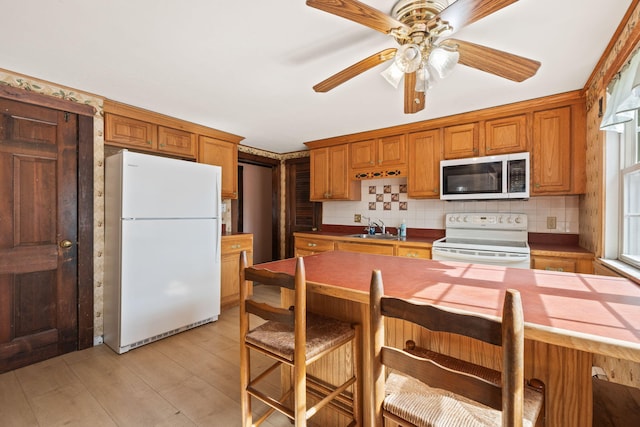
310,144 -> 361,201
407,129 -> 442,198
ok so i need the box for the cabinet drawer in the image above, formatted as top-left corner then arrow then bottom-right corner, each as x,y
336,241 -> 394,255
222,236 -> 253,254
531,256 -> 576,273
295,237 -> 335,252
396,246 -> 431,259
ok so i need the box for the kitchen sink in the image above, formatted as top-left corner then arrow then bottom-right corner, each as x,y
346,233 -> 399,240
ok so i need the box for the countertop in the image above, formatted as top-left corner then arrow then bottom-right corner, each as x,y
299,227 -> 592,255
255,251 -> 640,361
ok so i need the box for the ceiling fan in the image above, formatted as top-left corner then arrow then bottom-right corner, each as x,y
307,0 -> 541,114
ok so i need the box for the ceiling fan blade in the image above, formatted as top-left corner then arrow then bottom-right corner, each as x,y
306,0 -> 409,35
313,48 -> 396,92
442,39 -> 540,82
404,72 -> 425,114
435,0 -> 518,32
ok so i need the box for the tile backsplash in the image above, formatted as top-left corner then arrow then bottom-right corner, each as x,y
322,177 -> 579,234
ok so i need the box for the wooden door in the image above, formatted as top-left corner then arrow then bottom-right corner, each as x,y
0,98 -> 79,372
285,157 -> 322,258
377,134 -> 406,167
310,147 -> 330,200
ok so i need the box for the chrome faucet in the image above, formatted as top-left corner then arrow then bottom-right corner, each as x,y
377,219 -> 386,235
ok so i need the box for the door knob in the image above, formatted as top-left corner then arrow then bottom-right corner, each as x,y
59,239 -> 73,248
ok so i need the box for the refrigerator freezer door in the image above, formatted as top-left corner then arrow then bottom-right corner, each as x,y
119,218 -> 220,348
119,151 -> 221,219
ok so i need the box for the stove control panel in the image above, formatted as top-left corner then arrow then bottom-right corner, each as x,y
445,213 -> 528,230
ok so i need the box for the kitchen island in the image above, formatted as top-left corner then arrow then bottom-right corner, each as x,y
252,251 -> 640,427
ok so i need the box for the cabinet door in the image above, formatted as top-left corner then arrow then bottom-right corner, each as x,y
443,123 -> 478,159
105,113 -> 156,150
198,136 -> 238,199
396,245 -> 431,259
294,236 -> 335,256
335,241 -> 394,255
532,107 -> 571,194
158,126 -> 196,158
350,139 -> 376,169
220,235 -> 253,310
328,144 -> 353,199
531,256 -> 576,273
485,115 -> 527,155
407,130 -> 442,198
378,134 -> 407,167
310,148 -> 330,200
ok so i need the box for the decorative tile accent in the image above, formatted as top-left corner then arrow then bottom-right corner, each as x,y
367,183 -> 408,211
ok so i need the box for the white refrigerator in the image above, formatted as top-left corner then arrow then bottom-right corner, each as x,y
104,151 -> 221,354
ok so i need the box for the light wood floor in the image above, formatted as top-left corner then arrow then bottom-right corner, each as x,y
0,286 -> 293,427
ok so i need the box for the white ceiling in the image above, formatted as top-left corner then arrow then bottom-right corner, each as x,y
0,0 -> 632,153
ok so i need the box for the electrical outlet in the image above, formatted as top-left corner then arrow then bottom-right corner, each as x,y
547,216 -> 557,229
354,214 -> 362,223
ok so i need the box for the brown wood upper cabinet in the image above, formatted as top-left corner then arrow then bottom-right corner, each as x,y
105,113 -> 196,158
198,136 -> 238,199
407,129 -> 442,198
443,122 -> 479,159
350,134 -> 407,170
532,106 -> 585,195
310,144 -> 361,201
104,99 -> 244,199
484,114 -> 527,155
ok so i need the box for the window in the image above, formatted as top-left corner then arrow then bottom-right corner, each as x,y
620,119 -> 640,268
603,111 -> 640,272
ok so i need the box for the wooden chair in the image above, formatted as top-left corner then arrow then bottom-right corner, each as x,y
369,269 -> 545,427
239,251 -> 361,427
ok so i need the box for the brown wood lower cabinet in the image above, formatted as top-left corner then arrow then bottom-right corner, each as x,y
531,252 -> 594,274
221,234 -> 253,310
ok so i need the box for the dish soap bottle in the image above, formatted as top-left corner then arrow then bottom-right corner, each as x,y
399,220 -> 407,238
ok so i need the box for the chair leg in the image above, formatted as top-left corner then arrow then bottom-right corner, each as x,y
240,343 -> 252,427
352,324 -> 362,426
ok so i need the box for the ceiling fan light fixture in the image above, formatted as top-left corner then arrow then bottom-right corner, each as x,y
428,46 -> 459,79
381,61 -> 405,89
395,44 -> 423,73
415,65 -> 431,92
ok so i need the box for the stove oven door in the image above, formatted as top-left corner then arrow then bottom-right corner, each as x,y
432,247 -> 531,269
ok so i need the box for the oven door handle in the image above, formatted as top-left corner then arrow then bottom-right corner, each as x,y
432,248 -> 529,264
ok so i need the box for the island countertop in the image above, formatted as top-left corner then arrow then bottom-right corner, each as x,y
254,250 -> 640,362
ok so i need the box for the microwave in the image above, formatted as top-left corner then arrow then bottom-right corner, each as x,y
440,152 -> 529,200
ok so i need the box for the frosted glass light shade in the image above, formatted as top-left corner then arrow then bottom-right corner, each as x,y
429,47 -> 459,79
395,44 -> 422,73
381,62 -> 405,89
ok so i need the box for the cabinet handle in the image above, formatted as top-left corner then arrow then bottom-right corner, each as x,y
535,183 -> 541,188
307,243 -> 317,247
231,244 -> 241,249
147,140 -> 153,145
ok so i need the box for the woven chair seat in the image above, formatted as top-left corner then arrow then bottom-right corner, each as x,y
384,372 -> 544,427
246,311 -> 355,361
